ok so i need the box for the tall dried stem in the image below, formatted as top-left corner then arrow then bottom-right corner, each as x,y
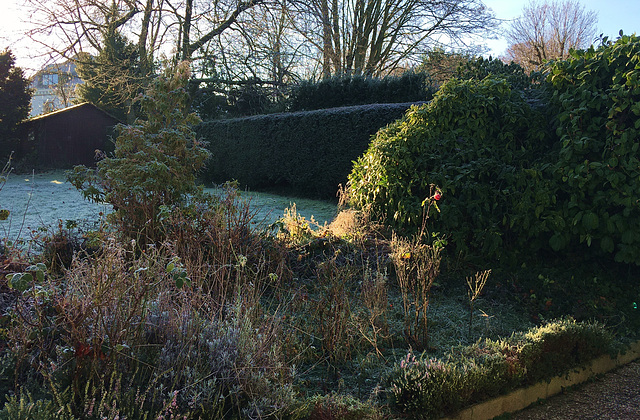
466,269 -> 491,335
391,233 -> 441,350
358,261 -> 390,358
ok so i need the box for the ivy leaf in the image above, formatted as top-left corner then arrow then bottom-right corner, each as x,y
549,234 -> 565,251
115,344 -> 130,352
600,236 -> 615,253
582,212 -> 599,230
7,273 -> 33,292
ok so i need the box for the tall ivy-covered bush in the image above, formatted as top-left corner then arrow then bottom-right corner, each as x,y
348,35 -> 640,266
543,33 -> 640,264
68,62 -> 210,243
347,76 -> 552,259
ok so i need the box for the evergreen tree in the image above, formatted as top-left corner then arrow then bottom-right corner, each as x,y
75,27 -> 145,123
68,62 -> 210,244
0,50 -> 32,159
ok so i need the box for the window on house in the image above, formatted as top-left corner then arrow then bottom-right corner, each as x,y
42,73 -> 59,86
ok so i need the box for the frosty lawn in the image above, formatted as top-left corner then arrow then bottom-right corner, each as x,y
0,170 -> 337,241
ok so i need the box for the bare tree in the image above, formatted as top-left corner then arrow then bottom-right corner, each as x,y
20,0 -> 498,110
200,1 -> 307,87
20,0 -> 283,119
504,0 -> 597,73
22,0 -> 265,70
288,0 -> 498,77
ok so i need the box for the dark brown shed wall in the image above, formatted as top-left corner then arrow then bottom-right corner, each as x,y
20,105 -> 118,168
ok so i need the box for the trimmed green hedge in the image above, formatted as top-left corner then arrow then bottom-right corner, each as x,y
287,72 -> 433,111
387,318 -> 615,419
198,102 -> 422,199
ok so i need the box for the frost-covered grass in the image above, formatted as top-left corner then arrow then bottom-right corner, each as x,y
203,186 -> 337,228
0,170 -> 337,241
0,171 -> 110,241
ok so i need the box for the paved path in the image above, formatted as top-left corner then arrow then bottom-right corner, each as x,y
507,360 -> 640,419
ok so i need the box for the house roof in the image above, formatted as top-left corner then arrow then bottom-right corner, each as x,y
24,102 -> 123,124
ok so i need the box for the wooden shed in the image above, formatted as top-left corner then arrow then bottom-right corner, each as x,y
18,103 -> 121,168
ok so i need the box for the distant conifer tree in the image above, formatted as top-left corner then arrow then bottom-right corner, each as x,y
75,25 -> 146,123
0,50 -> 32,159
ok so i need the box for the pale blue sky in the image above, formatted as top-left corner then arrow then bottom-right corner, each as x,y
483,0 -> 640,57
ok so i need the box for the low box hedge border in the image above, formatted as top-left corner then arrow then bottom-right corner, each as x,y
445,339 -> 640,420
387,318 -> 625,419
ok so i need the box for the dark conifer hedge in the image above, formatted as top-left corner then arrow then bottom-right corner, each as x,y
198,102 -> 423,199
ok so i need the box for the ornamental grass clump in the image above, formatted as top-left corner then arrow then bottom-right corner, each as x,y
356,264 -> 390,358
161,183 -> 289,314
314,257 -> 356,362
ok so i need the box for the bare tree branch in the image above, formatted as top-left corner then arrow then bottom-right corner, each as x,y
505,0 -> 597,73
289,0 -> 497,77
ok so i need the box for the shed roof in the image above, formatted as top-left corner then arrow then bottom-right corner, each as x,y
24,102 -> 122,124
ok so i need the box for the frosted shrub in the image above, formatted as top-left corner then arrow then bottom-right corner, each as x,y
68,62 -> 210,244
153,302 -> 295,418
387,318 -> 614,419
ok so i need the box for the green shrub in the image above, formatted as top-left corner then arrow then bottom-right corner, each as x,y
347,37 -> 640,265
417,48 -> 473,87
0,50 -> 32,161
542,33 -> 640,264
387,318 -> 614,419
517,317 -> 615,384
456,56 -> 535,91
0,392 -> 65,420
0,353 -> 15,408
287,72 -> 433,111
388,349 -> 527,419
388,355 -> 465,418
67,61 -> 210,244
291,393 -> 385,420
347,76 -> 552,259
192,79 -> 280,120
0,156 -> 11,223
199,102 -> 418,199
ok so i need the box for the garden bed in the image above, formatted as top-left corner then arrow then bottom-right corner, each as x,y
1,179 -> 639,419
